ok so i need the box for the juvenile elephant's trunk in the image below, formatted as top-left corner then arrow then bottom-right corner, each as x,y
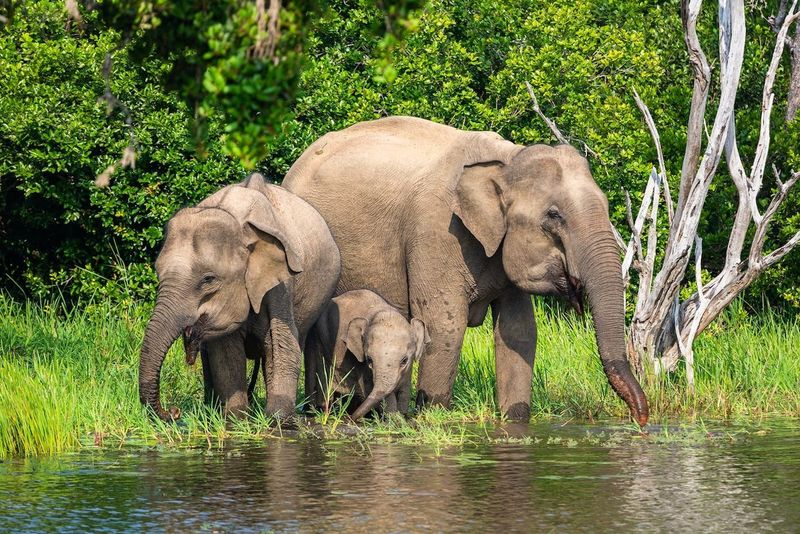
139,296 -> 183,421
575,225 -> 649,427
351,389 -> 388,421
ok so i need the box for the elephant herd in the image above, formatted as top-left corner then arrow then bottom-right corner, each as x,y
138,116 -> 649,426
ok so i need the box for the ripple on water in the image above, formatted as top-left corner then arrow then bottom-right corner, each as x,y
0,421 -> 799,533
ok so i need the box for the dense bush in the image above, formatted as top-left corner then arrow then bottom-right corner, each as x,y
0,2 -> 244,302
266,0 -> 800,311
1,0 -> 798,311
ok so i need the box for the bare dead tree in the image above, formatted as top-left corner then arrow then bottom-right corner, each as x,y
623,0 -> 800,381
250,0 -> 282,63
95,53 -> 137,188
771,0 -> 800,121
788,24 -> 800,120
525,81 -> 600,160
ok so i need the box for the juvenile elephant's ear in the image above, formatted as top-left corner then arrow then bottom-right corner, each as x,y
410,318 -> 429,360
243,195 -> 305,312
452,163 -> 508,258
344,318 -> 368,362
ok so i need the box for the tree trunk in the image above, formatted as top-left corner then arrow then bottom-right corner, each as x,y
787,24 -> 800,122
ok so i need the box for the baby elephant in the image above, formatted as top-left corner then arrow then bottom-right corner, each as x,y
305,290 -> 429,420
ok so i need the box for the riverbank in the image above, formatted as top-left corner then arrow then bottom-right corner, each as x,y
1,294 -> 798,457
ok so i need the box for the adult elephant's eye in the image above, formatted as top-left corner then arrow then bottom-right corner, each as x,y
547,206 -> 562,220
199,274 -> 218,287
400,357 -> 409,366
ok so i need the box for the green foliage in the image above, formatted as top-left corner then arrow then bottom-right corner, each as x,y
93,0 -> 422,167
266,0 -> 800,311
95,0 -> 313,168
268,0 -> 687,190
0,1 -> 244,301
0,0 -> 798,310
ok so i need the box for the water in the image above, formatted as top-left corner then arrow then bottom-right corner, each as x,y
1,421 -> 799,533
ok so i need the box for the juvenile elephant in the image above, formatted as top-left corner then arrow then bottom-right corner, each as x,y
305,289 -> 429,420
139,173 -> 341,420
283,116 -> 649,425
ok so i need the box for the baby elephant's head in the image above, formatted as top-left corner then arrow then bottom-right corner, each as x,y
345,311 -> 429,420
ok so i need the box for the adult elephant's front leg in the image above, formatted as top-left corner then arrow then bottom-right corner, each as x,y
414,296 -> 468,409
204,333 -> 249,417
491,289 -> 536,420
410,255 -> 469,410
264,282 -> 302,419
200,347 -> 217,406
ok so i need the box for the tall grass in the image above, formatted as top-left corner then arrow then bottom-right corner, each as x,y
0,294 -> 798,457
456,300 -> 800,419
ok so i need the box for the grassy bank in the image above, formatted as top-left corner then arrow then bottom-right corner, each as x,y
0,294 -> 798,457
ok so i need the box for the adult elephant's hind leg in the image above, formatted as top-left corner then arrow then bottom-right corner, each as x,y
204,333 -> 249,418
491,290 -> 536,420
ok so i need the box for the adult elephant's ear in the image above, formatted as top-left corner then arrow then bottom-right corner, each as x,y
452,132 -> 523,258
243,195 -> 305,313
452,163 -> 508,258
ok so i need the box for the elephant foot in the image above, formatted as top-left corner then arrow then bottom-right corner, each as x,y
502,402 -> 531,422
415,389 -> 453,410
265,395 -> 297,422
155,405 -> 181,422
221,391 -> 250,419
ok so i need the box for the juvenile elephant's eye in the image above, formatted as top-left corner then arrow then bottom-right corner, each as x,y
400,357 -> 409,366
547,207 -> 562,220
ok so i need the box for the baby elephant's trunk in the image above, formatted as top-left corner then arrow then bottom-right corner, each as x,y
350,389 -> 388,421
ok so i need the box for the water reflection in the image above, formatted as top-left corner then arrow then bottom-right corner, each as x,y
1,421 -> 798,532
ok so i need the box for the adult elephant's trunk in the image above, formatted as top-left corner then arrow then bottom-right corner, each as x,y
574,224 -> 649,427
350,388 -> 388,421
139,295 -> 184,421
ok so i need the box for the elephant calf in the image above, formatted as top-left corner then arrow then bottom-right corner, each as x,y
305,289 -> 429,420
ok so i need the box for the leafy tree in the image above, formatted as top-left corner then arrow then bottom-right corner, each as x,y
266,0 -> 800,312
0,1 -> 243,301
1,0 -> 798,312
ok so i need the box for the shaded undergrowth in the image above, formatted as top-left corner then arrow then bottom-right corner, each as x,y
1,295 -> 798,457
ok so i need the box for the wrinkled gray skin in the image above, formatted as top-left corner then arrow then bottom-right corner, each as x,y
139,173 -> 341,421
284,116 -> 649,425
305,290 -> 429,421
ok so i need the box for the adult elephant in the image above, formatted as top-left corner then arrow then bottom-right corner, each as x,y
283,116 -> 648,425
139,173 -> 341,421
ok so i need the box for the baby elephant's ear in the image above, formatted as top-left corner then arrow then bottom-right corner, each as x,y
344,317 -> 368,362
410,318 -> 430,360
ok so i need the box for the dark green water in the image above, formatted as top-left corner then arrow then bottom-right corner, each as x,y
1,421 -> 799,533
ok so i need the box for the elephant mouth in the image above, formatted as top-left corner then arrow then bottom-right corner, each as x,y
566,275 -> 584,315
548,261 -> 584,315
183,313 -> 209,366
182,314 -> 248,365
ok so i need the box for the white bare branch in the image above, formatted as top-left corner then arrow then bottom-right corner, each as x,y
621,170 -> 657,281
749,3 -> 800,223
674,0 -> 712,231
525,81 -> 569,145
629,0 -> 800,381
633,88 -> 674,225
